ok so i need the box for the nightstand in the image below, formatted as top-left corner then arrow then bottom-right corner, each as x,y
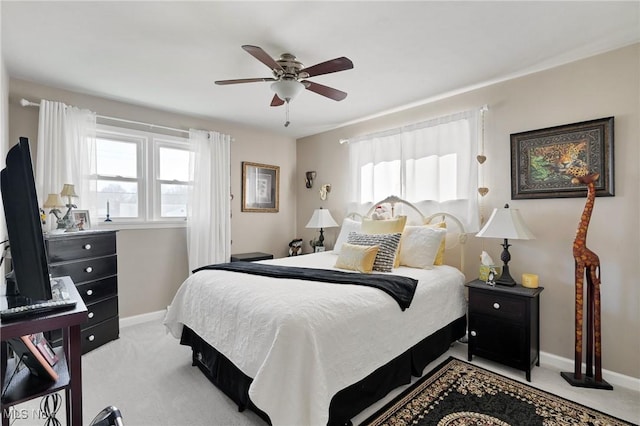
230,252 -> 274,262
466,279 -> 544,381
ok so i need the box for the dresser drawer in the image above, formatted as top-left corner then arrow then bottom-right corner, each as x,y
86,297 -> 118,329
469,291 -> 525,322
46,233 -> 116,262
76,276 -> 118,304
49,255 -> 117,284
82,316 -> 119,353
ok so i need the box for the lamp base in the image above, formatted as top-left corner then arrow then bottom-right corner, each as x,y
495,265 -> 516,286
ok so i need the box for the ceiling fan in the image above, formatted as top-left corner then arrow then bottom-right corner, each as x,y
215,45 -> 354,126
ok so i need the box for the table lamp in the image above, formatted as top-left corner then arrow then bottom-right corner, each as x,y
43,193 -> 65,231
475,204 -> 535,286
305,207 -> 338,250
60,184 -> 79,232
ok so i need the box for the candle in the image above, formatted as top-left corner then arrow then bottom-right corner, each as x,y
522,273 -> 539,288
107,200 -> 110,216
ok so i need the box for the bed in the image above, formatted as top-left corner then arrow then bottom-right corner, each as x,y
164,196 -> 468,426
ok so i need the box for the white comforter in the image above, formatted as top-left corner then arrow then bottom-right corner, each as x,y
164,251 -> 466,426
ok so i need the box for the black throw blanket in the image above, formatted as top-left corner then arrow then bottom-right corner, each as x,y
193,262 -> 418,311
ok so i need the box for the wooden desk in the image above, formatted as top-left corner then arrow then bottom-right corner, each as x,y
1,278 -> 88,426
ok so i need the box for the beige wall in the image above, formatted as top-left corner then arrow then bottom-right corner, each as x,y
8,78 -> 298,318
297,44 -> 640,379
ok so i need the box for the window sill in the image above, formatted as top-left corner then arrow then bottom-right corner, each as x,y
92,221 -> 187,231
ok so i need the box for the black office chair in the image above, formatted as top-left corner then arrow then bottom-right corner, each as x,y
89,406 -> 124,426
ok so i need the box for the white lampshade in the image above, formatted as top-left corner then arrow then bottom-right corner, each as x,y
60,184 -> 78,198
305,208 -> 339,229
43,193 -> 64,208
271,79 -> 304,102
476,204 -> 535,240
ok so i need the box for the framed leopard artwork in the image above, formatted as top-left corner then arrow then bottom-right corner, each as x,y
510,117 -> 614,199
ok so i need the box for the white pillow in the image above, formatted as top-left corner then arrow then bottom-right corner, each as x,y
334,243 -> 379,273
399,226 -> 447,269
333,218 -> 362,253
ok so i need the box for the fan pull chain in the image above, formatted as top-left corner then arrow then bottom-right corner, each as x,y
284,101 -> 291,127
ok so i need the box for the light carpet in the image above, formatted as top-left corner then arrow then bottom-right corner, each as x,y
8,319 -> 639,425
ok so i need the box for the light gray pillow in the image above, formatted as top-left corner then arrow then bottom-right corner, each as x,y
347,232 -> 402,272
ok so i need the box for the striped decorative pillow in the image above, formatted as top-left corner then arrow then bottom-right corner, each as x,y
347,232 -> 402,272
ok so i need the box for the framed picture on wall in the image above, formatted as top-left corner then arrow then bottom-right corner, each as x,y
242,162 -> 280,212
510,117 -> 614,199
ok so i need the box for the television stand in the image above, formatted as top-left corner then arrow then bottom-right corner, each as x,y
1,280 -> 87,426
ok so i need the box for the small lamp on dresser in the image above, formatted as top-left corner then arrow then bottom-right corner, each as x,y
43,193 -> 66,233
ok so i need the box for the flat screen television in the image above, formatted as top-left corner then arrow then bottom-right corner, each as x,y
1,137 -> 52,305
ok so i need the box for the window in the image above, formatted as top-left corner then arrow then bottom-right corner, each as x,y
95,125 -> 190,224
347,109 -> 480,231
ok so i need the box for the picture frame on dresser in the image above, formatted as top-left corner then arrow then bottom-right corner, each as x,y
71,210 -> 91,230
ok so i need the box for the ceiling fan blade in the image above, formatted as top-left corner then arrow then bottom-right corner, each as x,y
215,77 -> 276,85
301,57 -> 353,77
242,45 -> 284,72
302,80 -> 348,101
270,94 -> 285,107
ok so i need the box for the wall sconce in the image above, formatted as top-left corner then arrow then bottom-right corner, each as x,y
305,171 -> 316,188
319,184 -> 331,201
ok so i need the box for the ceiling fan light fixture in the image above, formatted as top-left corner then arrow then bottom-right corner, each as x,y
271,79 -> 304,102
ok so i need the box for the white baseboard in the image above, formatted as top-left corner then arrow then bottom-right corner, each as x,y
119,309 -> 166,329
540,350 -> 640,391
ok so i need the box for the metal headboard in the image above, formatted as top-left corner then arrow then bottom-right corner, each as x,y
346,195 -> 467,271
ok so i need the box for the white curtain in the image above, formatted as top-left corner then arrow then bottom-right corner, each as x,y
187,129 -> 231,272
348,109 -> 479,232
35,99 -> 97,218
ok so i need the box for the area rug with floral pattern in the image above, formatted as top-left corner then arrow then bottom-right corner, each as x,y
360,357 -> 635,426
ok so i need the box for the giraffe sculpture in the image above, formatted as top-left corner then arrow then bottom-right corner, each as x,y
561,172 -> 612,389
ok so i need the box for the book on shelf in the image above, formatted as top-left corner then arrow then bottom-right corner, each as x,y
8,333 -> 59,381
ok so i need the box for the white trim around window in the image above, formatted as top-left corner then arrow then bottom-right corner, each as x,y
94,124 -> 190,228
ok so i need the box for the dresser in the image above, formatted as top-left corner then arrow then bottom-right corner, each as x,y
45,230 -> 119,354
466,279 -> 543,381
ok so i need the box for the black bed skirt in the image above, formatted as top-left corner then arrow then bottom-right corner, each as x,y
180,315 -> 466,426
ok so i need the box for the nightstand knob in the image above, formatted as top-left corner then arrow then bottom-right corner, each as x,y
86,289 -> 93,296
88,312 -> 94,319
470,331 -> 477,337
493,302 -> 500,309
88,335 -> 95,342
85,266 -> 93,273
83,244 -> 92,250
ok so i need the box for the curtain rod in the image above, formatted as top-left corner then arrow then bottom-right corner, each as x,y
20,98 -> 190,135
340,105 -> 488,145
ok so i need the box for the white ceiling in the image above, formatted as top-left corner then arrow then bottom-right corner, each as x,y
2,1 -> 639,139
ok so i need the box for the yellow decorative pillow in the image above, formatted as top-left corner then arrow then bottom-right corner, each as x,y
423,221 -> 447,265
334,243 -> 380,273
362,216 -> 407,268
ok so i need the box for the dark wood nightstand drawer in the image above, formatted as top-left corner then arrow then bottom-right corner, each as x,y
86,297 -> 118,329
46,232 -> 116,262
81,316 -> 119,353
76,276 -> 118,304
469,291 -> 526,322
49,255 -> 117,284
